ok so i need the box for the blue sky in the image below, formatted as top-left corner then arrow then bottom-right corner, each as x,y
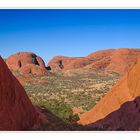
0,9 -> 140,63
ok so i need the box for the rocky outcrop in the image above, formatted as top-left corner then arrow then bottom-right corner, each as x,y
86,49 -> 115,60
47,56 -> 90,72
105,48 -> 140,75
0,56 -> 38,130
48,48 -> 140,76
19,64 -> 49,75
78,57 -> 140,126
6,52 -> 49,75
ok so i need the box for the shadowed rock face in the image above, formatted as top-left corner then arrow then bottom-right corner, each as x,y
6,52 -> 49,75
86,96 -> 140,131
48,48 -> 140,76
78,57 -> 140,126
0,56 -> 38,130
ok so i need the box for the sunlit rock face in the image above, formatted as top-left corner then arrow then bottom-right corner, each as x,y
48,48 -> 140,76
78,57 -> 140,128
6,52 -> 49,75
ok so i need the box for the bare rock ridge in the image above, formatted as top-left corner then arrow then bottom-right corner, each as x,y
48,48 -> 140,76
0,56 -> 38,130
6,52 -> 49,75
78,57 -> 140,126
47,56 -> 89,72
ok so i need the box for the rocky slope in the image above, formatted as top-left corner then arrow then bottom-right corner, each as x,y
78,57 -> 140,127
0,56 -> 39,130
86,96 -> 140,131
48,48 -> 140,76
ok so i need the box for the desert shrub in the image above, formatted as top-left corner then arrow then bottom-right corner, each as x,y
24,70 -> 119,124
33,99 -> 79,123
66,113 -> 79,124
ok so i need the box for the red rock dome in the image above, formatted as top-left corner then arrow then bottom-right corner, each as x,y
47,56 -> 89,72
6,52 -> 49,75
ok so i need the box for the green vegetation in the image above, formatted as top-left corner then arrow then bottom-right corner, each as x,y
32,99 -> 79,123
24,68 -> 119,123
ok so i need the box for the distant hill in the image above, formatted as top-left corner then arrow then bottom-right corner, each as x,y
48,48 -> 140,76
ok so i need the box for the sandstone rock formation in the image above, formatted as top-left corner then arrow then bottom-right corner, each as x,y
105,48 -> 140,75
78,57 -> 140,126
86,96 -> 140,131
6,52 -> 49,75
0,56 -> 38,130
86,49 -> 115,60
47,56 -> 90,72
48,48 -> 140,76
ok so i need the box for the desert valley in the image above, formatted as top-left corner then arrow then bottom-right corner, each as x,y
1,48 -> 140,130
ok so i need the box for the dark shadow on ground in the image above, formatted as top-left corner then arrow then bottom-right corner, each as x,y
33,107 -> 87,131
32,96 -> 140,131
85,96 -> 140,131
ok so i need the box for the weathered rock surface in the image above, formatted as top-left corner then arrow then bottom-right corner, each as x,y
47,56 -> 90,72
0,56 -> 38,130
6,52 -> 49,75
105,48 -> 140,75
19,64 -> 49,75
78,57 -> 140,126
86,96 -> 140,131
48,48 -> 140,76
